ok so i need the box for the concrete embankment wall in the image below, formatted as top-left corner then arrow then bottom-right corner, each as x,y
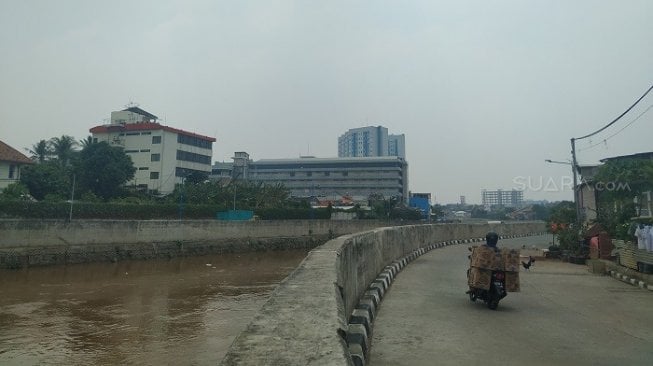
0,219 -> 392,268
220,221 -> 546,365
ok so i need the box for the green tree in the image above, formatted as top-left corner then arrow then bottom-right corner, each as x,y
76,142 -> 136,200
184,171 -> 209,184
20,161 -> 72,200
531,204 -> 550,221
25,139 -> 52,163
50,135 -> 79,166
0,183 -> 30,200
79,135 -> 95,149
547,201 -> 579,251
593,158 -> 653,215
431,204 -> 445,221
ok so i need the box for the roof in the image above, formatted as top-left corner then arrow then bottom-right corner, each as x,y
123,106 -> 158,120
254,156 -> 406,164
89,122 -> 216,142
600,151 -> 653,163
0,140 -> 33,164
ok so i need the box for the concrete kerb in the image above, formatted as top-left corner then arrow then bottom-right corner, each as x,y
349,344 -> 365,366
347,235 -> 496,365
346,324 -> 370,360
608,269 -> 653,292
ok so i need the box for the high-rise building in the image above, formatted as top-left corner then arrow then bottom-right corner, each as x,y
388,134 -> 406,159
338,126 -> 405,159
90,106 -> 215,194
338,126 -> 388,158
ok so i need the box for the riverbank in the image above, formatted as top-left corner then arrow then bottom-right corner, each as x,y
0,219 -> 393,268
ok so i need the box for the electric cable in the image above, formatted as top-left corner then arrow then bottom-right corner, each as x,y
575,83 -> 653,141
578,102 -> 653,152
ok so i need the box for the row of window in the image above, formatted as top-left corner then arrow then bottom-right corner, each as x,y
177,134 -> 212,149
125,149 -> 152,153
176,150 -> 211,165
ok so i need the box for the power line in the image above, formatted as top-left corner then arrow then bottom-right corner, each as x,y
578,102 -> 653,152
575,83 -> 653,141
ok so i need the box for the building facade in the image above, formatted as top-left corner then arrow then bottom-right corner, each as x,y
387,134 -> 406,159
212,154 -> 409,203
481,189 -> 524,208
0,140 -> 33,191
90,107 -> 215,194
338,126 -> 389,158
409,192 -> 431,219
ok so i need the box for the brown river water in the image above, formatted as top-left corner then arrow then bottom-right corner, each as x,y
0,250 -> 308,366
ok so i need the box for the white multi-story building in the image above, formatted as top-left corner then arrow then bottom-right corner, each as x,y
90,107 -> 215,194
481,189 -> 524,208
338,126 -> 405,159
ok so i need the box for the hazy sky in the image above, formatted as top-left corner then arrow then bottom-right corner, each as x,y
1,0 -> 652,204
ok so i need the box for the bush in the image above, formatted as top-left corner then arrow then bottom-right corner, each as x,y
0,201 -> 227,220
255,207 -> 331,220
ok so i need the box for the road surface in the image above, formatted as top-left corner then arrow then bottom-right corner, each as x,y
369,235 -> 653,366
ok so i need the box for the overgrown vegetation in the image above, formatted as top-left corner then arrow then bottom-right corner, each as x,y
593,158 -> 653,239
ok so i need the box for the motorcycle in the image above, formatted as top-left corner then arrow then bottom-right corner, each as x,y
466,269 -> 507,310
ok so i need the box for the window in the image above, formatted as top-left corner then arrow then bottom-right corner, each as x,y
126,132 -> 140,136
177,134 -> 212,149
151,153 -> 160,162
150,172 -> 159,179
140,149 -> 150,152
141,132 -> 151,135
152,136 -> 161,144
8,165 -> 15,179
139,167 -> 149,170
176,150 -> 211,165
124,150 -> 139,153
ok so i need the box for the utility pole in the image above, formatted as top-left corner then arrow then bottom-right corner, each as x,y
69,174 -> 76,222
570,138 -> 580,226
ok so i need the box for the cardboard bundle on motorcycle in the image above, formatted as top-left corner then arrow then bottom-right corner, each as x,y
502,249 -> 521,273
505,272 -> 520,292
470,246 -> 503,271
468,267 -> 491,290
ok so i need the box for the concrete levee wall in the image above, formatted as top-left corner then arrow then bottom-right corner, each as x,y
0,219 -> 393,268
220,221 -> 545,365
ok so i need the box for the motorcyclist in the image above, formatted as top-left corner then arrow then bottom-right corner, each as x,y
484,232 -> 499,251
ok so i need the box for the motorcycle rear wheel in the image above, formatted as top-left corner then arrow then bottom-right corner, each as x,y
487,300 -> 499,310
468,292 -> 477,302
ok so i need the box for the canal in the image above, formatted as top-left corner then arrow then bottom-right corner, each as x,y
0,249 -> 308,365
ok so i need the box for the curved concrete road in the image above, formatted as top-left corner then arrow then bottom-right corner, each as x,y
369,235 -> 653,366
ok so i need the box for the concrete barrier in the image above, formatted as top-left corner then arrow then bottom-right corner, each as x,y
0,219 -> 394,268
220,221 -> 545,365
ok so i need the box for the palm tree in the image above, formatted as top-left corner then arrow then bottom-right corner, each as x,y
79,135 -> 95,149
25,139 -> 52,163
50,135 -> 79,166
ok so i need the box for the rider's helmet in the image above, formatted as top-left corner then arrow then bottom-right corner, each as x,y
485,232 -> 499,248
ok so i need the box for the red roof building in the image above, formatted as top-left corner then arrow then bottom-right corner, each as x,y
0,140 -> 33,191
89,107 -> 215,194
